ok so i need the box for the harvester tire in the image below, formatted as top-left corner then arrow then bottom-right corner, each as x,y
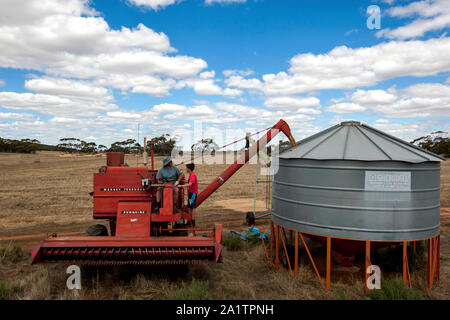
87,224 -> 109,236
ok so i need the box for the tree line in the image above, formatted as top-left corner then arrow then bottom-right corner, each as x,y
0,134 -> 177,155
410,131 -> 449,157
1,131 -> 449,157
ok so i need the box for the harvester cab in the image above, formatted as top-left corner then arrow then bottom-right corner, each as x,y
31,119 -> 295,266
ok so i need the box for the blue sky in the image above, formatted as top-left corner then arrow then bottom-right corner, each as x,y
0,0 -> 449,149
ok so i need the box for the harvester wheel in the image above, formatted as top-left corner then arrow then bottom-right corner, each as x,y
87,224 -> 109,236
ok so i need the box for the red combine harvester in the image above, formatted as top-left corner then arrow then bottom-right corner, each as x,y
31,120 -> 295,266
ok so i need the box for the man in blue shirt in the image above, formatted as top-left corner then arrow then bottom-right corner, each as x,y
156,157 -> 184,211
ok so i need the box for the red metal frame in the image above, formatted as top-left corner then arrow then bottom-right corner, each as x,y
32,120 -> 292,266
195,119 -> 295,207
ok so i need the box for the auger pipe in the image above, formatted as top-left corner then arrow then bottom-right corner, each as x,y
195,119 -> 295,207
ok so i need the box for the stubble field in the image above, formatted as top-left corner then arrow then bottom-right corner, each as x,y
0,151 -> 449,300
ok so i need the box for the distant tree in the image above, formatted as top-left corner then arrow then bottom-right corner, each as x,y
57,138 -> 100,154
411,131 -> 449,157
21,138 -> 40,144
130,142 -> 142,154
79,141 -> 97,154
57,138 -> 81,153
148,134 -> 177,155
108,139 -> 138,154
191,138 -> 219,154
0,137 -> 38,153
97,144 -> 108,152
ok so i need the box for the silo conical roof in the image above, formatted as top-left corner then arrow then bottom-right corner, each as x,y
281,121 -> 445,163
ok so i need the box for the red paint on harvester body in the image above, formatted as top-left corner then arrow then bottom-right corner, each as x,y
31,120 -> 295,266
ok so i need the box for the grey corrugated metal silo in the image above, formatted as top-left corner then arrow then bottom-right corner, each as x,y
272,121 -> 444,242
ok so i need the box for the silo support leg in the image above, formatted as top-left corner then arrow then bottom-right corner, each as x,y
275,224 -> 280,270
299,232 -> 324,288
403,241 -> 407,287
294,231 -> 299,279
326,236 -> 331,290
365,240 -> 371,294
260,222 -> 270,262
427,237 -> 439,290
270,221 -> 274,260
427,238 -> 432,289
403,241 -> 411,288
280,227 -> 292,274
437,234 -> 440,282
430,235 -> 438,290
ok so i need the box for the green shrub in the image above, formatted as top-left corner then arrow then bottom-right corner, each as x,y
223,235 -> 242,251
0,243 -> 23,264
364,279 -> 424,300
248,234 -> 263,245
170,278 -> 210,300
0,282 -> 21,300
337,289 -> 347,300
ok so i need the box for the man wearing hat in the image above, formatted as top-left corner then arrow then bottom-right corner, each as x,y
155,157 -> 184,211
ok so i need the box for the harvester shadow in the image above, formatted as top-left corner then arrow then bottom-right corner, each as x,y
81,264 -> 190,286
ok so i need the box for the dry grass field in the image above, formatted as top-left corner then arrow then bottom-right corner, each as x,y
0,151 -> 449,300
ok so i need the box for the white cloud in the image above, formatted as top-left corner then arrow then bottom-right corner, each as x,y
264,96 -> 321,110
127,0 -> 176,10
177,78 -> 243,97
372,119 -> 443,141
25,77 -> 112,100
215,101 -> 318,125
223,69 -> 254,77
262,37 -> 450,95
0,0 -> 207,97
370,83 -> 450,117
184,79 -> 223,95
378,0 -> 450,39
200,70 -> 216,79
97,74 -> 176,97
326,102 -> 367,114
351,89 -> 397,105
329,82 -> 450,118
205,0 -> 247,4
225,75 -> 263,90
106,111 -> 142,120
216,102 -> 273,119
152,103 -> 187,113
0,79 -> 5,87
0,0 -> 98,26
49,117 -> 84,125
163,104 -> 220,121
0,91 -> 118,117
0,112 -> 37,121
98,52 -> 206,78
128,0 -> 247,10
